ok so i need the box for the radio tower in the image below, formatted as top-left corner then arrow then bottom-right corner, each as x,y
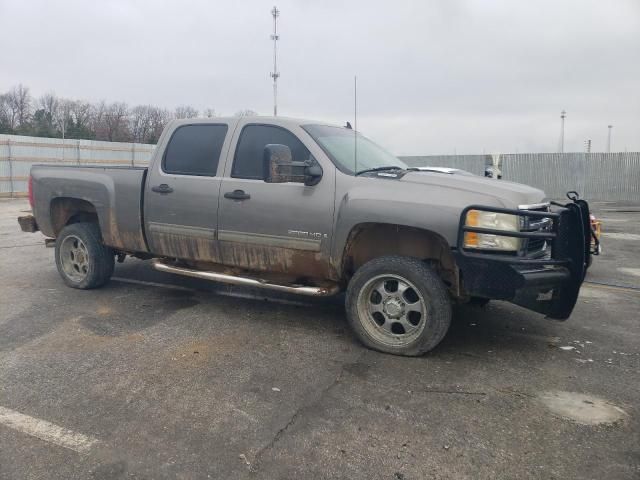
270,6 -> 280,117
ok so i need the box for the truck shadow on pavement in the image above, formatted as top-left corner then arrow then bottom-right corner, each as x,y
109,261 -> 559,358
11,260 -> 555,359
439,302 -> 563,356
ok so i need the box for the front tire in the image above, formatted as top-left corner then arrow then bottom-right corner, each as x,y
345,256 -> 452,356
55,222 -> 114,289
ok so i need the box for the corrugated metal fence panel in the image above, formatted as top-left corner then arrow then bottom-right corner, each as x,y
2,135 -> 639,201
500,153 -> 587,200
403,152 -> 640,201
583,153 -> 640,201
500,152 -> 640,201
400,155 -> 487,176
0,138 -> 13,194
0,134 -> 154,197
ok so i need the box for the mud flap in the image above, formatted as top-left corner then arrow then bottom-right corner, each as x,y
18,215 -> 39,233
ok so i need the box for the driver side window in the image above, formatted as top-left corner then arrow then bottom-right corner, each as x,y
232,125 -> 311,180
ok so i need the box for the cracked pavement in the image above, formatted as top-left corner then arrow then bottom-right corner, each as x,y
0,199 -> 639,479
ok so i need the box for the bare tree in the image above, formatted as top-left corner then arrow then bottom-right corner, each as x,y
57,99 -> 75,137
129,105 -> 154,143
90,101 -> 108,139
174,105 -> 199,119
69,100 -> 94,134
9,84 -> 32,129
103,102 -> 130,141
0,94 -> 10,132
148,107 -> 172,144
0,83 -> 218,141
234,109 -> 257,117
38,92 -> 60,133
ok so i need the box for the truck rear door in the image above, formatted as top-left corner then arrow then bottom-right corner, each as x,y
217,120 -> 336,279
144,121 -> 234,261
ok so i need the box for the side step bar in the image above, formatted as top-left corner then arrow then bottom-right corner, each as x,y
152,260 -> 340,297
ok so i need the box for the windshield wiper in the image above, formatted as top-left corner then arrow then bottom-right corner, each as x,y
355,166 -> 405,176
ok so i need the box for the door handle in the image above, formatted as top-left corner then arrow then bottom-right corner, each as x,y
151,184 -> 173,194
224,189 -> 251,200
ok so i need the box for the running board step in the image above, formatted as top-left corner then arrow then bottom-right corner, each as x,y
152,260 -> 340,297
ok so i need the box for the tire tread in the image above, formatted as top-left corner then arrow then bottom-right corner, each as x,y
54,222 -> 114,289
345,255 -> 452,356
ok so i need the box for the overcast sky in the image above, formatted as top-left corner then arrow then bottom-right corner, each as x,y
1,0 -> 638,154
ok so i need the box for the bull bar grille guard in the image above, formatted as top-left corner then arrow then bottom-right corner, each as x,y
454,198 -> 592,320
456,205 -> 565,266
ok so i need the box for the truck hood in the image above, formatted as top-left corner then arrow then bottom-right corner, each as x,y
400,171 -> 545,207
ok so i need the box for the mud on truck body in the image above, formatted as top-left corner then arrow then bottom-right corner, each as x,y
18,117 -> 593,356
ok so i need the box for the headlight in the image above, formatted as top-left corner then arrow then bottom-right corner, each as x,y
464,210 -> 522,251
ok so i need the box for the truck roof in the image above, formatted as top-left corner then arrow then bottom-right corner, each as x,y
169,116 -> 343,129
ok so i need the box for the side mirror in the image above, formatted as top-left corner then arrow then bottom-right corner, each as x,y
263,144 -> 322,186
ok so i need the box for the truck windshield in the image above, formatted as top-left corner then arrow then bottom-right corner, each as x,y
303,124 -> 407,175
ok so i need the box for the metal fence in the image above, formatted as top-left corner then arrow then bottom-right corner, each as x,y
400,155 -> 488,176
401,152 -> 640,201
2,134 -> 639,201
0,134 -> 154,197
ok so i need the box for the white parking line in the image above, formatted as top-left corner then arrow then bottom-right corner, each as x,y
618,267 -> 640,278
603,232 -> 640,241
0,406 -> 99,453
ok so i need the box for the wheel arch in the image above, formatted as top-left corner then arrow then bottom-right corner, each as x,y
50,197 -> 100,237
339,223 -> 460,296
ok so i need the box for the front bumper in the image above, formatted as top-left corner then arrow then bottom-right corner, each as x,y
454,199 -> 591,320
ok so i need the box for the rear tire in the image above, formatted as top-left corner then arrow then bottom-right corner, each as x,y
55,222 -> 114,289
345,256 -> 452,356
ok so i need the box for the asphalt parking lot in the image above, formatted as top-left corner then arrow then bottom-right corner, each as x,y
0,198 -> 638,479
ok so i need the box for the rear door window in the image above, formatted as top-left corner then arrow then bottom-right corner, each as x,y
163,124 -> 228,176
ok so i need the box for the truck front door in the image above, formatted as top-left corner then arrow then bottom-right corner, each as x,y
217,121 -> 336,279
144,121 -> 233,261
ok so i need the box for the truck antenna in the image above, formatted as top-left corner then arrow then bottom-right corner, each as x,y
270,6 -> 280,117
354,75 -> 358,173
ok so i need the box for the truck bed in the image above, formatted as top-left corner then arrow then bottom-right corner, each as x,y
31,164 -> 149,253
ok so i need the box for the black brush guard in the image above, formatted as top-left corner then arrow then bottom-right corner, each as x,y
453,196 -> 591,320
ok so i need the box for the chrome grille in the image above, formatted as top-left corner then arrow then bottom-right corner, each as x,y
520,203 -> 552,256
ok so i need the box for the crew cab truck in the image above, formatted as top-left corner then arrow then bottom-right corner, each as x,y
18,117 -> 593,356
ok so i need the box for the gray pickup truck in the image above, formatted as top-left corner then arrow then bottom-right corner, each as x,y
18,117 -> 593,356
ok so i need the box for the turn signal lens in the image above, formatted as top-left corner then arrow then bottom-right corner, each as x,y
464,210 -> 480,247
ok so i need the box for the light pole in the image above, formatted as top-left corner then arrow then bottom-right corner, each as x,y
559,110 -> 566,153
56,113 -> 66,162
270,6 -> 280,117
607,125 -> 613,153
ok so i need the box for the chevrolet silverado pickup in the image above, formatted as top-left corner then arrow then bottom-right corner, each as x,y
18,117 -> 593,356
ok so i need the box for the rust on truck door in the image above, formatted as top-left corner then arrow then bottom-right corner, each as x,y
216,122 -> 337,282
143,122 -> 232,261
146,222 -> 222,262
216,235 -> 332,280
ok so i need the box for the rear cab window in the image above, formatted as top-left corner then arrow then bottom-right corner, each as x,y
163,124 -> 228,176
